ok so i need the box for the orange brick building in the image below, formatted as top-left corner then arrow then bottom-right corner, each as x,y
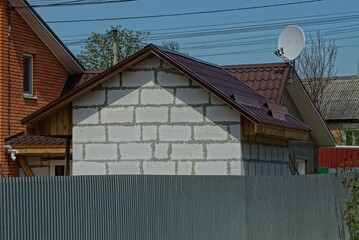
0,0 -> 84,177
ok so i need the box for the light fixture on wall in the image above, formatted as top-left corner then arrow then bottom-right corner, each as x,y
4,145 -> 19,161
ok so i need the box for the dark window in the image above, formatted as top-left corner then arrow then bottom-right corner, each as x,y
54,165 -> 65,176
23,55 -> 33,95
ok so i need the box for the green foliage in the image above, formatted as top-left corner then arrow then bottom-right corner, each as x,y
338,164 -> 359,239
161,41 -> 181,52
77,25 -> 149,69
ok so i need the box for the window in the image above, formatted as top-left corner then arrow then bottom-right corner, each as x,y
50,160 -> 66,176
23,54 -> 33,96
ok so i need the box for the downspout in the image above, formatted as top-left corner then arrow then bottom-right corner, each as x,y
7,3 -> 12,136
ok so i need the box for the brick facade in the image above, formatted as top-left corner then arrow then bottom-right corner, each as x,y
72,56 -> 290,176
0,1 -> 70,177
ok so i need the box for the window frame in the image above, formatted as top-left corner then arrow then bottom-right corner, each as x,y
23,54 -> 34,97
49,160 -> 66,176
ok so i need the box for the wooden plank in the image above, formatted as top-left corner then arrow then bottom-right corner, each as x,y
256,124 -> 309,141
17,156 -> 34,177
242,118 -> 256,136
17,148 -> 72,155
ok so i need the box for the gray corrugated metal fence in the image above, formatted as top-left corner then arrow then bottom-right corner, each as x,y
0,175 -> 348,240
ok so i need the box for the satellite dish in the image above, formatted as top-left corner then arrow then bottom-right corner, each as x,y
276,25 -> 305,61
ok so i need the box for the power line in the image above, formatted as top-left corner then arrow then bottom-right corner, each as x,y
26,0 -> 136,8
44,0 -> 323,23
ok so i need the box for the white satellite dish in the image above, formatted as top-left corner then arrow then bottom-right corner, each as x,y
276,25 -> 305,61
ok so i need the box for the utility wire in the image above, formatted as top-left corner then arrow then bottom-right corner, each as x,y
44,0 -> 323,23
25,0 -> 136,8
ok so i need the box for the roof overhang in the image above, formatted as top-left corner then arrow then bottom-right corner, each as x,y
9,0 -> 84,74
287,71 -> 336,147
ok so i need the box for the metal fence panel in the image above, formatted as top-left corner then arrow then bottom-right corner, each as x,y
0,174 -> 347,240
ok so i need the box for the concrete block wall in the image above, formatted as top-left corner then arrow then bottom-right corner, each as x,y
72,56 -> 244,175
19,156 -> 50,177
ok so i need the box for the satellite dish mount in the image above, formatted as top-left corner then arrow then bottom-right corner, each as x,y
275,25 -> 305,67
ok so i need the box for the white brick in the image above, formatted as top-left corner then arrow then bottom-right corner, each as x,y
206,106 -> 241,122
175,88 -> 209,105
157,72 -> 189,86
108,161 -> 141,174
171,107 -> 204,123
171,144 -> 203,160
132,56 -> 161,69
108,89 -> 139,106
100,107 -> 134,124
229,124 -> 241,140
154,143 -> 169,159
73,161 -> 106,175
230,161 -> 244,175
85,144 -> 118,160
108,126 -> 141,142
177,161 -> 193,175
194,162 -> 228,175
143,162 -> 176,175
136,107 -> 168,123
73,126 -> 106,143
210,93 -> 225,105
73,143 -> 84,161
73,108 -> 99,125
74,90 -> 105,107
102,75 -> 120,88
122,70 -> 155,87
32,167 -> 49,176
142,126 -> 157,141
207,143 -> 241,160
120,143 -> 152,160
159,125 -> 191,141
194,125 -> 228,140
140,89 -> 174,105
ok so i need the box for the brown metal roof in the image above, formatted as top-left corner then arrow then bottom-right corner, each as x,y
21,44 -> 309,131
6,133 -> 67,146
224,63 -> 291,105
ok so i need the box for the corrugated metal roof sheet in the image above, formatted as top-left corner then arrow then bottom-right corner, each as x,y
224,63 -> 291,105
321,76 -> 359,120
163,49 -> 308,130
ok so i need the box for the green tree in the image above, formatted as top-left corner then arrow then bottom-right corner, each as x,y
77,25 -> 149,69
337,164 -> 359,239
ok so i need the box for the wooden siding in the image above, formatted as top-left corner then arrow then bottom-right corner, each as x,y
26,104 -> 72,136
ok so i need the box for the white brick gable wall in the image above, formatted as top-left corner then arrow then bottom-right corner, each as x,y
72,56 -> 284,176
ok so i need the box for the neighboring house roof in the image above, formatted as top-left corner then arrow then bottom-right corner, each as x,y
224,63 -> 291,105
321,76 -> 359,121
9,0 -> 84,74
224,63 -> 335,147
21,44 -> 310,132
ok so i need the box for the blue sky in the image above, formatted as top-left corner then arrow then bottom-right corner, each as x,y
31,0 -> 359,76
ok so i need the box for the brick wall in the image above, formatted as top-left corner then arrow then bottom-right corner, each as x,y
72,56 -> 244,175
0,1 -> 70,177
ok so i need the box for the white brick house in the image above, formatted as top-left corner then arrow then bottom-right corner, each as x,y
14,45 -> 317,176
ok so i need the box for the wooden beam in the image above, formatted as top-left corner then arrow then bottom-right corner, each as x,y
17,148 -> 72,155
256,123 -> 309,141
17,156 -> 34,177
242,118 -> 256,136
